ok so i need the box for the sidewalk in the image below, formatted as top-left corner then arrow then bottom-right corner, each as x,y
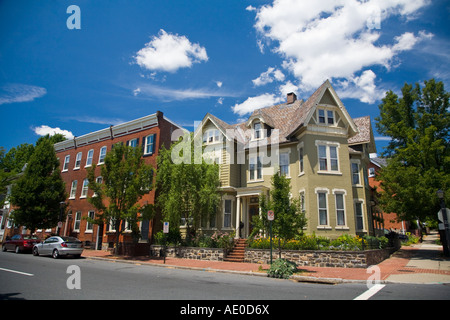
82,233 -> 450,284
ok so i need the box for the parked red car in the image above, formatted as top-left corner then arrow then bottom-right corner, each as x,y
2,234 -> 41,253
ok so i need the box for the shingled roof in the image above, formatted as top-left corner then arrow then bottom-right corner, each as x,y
198,80 -> 371,148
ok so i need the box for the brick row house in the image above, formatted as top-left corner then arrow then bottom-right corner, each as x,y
194,80 -> 377,239
21,111 -> 183,249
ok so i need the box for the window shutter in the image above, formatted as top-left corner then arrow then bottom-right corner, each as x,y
151,134 -> 156,154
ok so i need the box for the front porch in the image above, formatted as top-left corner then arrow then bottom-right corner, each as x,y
232,186 -> 269,239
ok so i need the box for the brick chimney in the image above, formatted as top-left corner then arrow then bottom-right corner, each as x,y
287,92 -> 297,104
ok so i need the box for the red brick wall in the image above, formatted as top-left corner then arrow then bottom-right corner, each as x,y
36,112 -> 183,248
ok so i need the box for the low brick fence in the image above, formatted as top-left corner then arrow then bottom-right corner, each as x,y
150,245 -> 225,261
245,247 -> 395,268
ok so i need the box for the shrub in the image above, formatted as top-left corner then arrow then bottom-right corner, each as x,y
267,259 -> 298,279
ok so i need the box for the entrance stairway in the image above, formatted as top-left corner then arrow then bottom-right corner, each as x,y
224,238 -> 247,262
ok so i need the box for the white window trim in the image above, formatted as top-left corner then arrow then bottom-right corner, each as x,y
333,189 -> 349,230
144,134 -> 155,155
63,155 -> 70,172
222,196 -> 234,230
317,107 -> 336,126
297,142 -> 305,176
85,149 -> 94,167
74,152 -> 82,170
315,187 -> 331,229
248,155 -> 263,182
354,199 -> 367,232
85,211 -> 95,233
98,146 -> 107,164
351,159 -> 362,187
80,178 -> 89,198
279,151 -> 290,178
69,180 -> 78,199
73,211 -> 82,232
315,140 -> 341,175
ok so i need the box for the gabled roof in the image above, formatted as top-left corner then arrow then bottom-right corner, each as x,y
198,80 -> 370,147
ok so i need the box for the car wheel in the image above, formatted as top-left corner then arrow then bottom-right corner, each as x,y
15,246 -> 21,254
52,249 -> 60,259
33,247 -> 39,256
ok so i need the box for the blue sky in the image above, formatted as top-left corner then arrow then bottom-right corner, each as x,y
1,0 -> 449,154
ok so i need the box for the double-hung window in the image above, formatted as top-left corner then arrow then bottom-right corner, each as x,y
318,108 -> 334,125
279,152 -> 289,177
86,211 -> 95,232
351,162 -> 360,185
335,193 -> 346,226
223,199 -> 232,228
63,155 -> 70,171
81,178 -> 89,198
316,141 -> 339,173
249,156 -> 262,181
74,211 -> 82,232
86,149 -> 94,167
299,146 -> 304,174
74,152 -> 82,169
355,202 -> 365,230
254,122 -> 261,139
144,134 -> 155,155
69,180 -> 78,199
317,191 -> 328,226
128,138 -> 138,148
98,146 -> 107,164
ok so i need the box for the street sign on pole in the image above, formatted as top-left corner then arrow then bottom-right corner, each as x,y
163,222 -> 169,233
268,210 -> 274,221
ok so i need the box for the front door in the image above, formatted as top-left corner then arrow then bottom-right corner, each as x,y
248,204 -> 259,237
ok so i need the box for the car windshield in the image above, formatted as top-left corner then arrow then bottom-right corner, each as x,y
61,236 -> 81,243
23,235 -> 38,240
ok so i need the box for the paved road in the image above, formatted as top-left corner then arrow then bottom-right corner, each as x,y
1,252 -> 449,304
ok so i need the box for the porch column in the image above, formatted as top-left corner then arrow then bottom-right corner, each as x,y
235,196 -> 241,239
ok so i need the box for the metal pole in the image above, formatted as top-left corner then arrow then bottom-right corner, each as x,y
440,199 -> 450,257
269,220 -> 273,265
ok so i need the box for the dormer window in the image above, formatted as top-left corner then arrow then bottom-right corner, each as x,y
318,108 -> 334,125
203,129 -> 220,144
254,121 -> 262,139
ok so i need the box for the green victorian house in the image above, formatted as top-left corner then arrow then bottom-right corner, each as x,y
193,80 -> 376,240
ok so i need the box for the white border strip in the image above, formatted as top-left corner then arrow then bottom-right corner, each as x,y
0,267 -> 34,277
353,284 -> 385,300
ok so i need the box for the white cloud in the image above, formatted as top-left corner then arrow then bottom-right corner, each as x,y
252,67 -> 285,86
252,0 -> 431,102
135,29 -> 208,73
133,87 -> 141,96
33,125 -> 75,140
215,81 -> 223,88
0,84 -> 47,105
133,84 -> 236,102
231,93 -> 283,116
336,70 -> 385,104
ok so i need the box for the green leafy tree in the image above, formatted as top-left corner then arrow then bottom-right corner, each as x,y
1,134 -> 66,208
9,139 -> 67,233
252,172 -> 307,258
87,143 -> 154,254
375,79 -> 450,225
155,133 -> 220,244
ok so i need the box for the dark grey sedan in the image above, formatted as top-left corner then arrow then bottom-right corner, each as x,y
33,236 -> 83,259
